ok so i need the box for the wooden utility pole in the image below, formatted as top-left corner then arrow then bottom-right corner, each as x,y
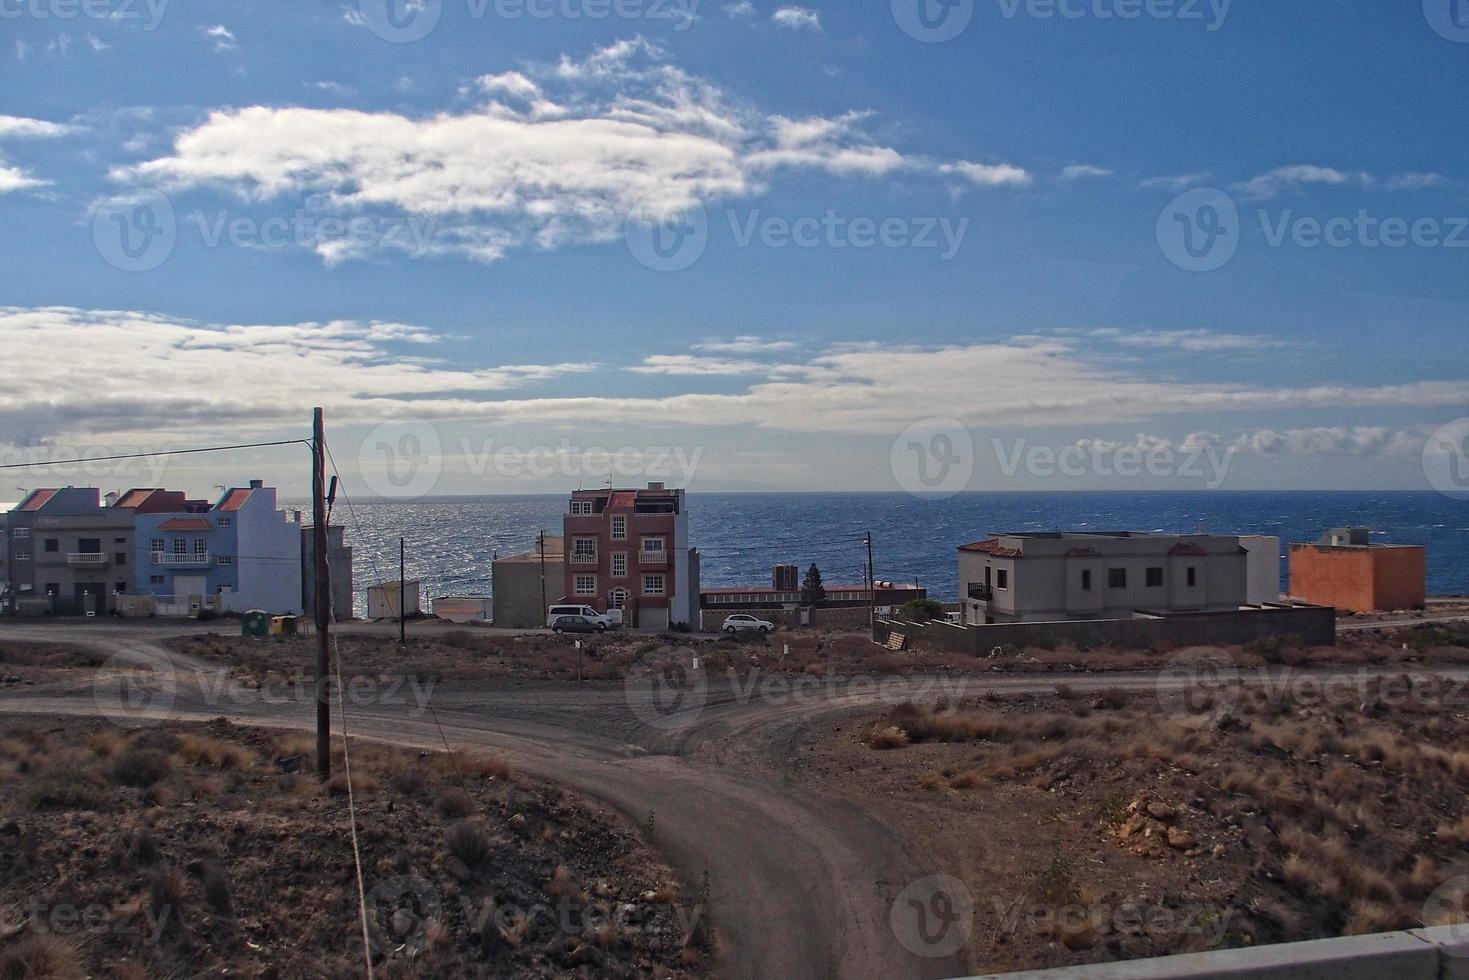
865,532 -> 875,628
312,408 -> 331,781
538,530 -> 547,617
399,537 -> 406,646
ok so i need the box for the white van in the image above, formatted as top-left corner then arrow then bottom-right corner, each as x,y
545,604 -> 621,629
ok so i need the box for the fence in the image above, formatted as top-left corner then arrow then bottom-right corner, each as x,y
875,603 -> 1336,655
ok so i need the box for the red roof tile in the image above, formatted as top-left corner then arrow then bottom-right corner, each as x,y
959,539 -> 1024,558
158,516 -> 213,531
217,489 -> 252,512
18,489 -> 57,511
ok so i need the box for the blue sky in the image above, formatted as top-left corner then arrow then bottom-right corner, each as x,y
2,1 -> 1468,497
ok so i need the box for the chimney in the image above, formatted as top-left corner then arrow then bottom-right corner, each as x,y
104,491 -> 119,508
250,479 -> 264,489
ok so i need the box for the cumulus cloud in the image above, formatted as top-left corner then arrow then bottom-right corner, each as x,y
693,335 -> 795,353
1235,164 -> 1365,200
0,164 -> 45,193
0,115 -> 76,139
627,354 -> 778,376
771,6 -> 820,30
117,39 -> 1024,263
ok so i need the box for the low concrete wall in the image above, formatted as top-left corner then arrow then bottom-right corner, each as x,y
699,605 -> 871,631
962,923 -> 1469,979
877,603 -> 1336,654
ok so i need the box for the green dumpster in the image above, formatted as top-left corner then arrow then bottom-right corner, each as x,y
241,609 -> 270,638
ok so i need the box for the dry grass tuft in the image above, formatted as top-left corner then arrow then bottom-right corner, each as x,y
0,933 -> 85,980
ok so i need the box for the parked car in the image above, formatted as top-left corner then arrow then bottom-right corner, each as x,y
546,604 -> 620,629
722,613 -> 774,634
550,614 -> 606,634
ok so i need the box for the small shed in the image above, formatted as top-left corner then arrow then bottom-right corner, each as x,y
367,580 -> 421,620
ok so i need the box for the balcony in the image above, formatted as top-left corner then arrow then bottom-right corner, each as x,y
638,550 -> 669,566
66,552 -> 110,568
155,553 -> 211,567
568,552 -> 598,566
967,583 -> 994,601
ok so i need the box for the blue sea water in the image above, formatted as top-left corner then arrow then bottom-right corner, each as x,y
326,492 -> 1469,616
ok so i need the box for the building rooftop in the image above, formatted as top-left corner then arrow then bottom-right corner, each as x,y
496,535 -> 565,563
16,489 -> 59,511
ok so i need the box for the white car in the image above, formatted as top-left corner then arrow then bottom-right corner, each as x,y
545,604 -> 620,629
723,614 -> 774,634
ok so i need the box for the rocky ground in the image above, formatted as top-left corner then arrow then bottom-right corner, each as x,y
0,717 -> 710,979
794,642 -> 1469,974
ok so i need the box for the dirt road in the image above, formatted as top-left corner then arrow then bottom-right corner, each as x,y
7,621 -> 1469,979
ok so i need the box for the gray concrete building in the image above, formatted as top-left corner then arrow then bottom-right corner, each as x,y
492,534 -> 562,628
4,488 -> 136,615
959,531 -> 1256,625
302,523 -> 354,621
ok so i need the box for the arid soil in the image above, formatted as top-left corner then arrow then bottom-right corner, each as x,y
0,717 -> 709,979
0,639 -> 107,686
796,651 -> 1469,974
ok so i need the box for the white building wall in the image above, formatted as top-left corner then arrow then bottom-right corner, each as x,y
228,490 -> 303,614
1239,535 -> 1282,605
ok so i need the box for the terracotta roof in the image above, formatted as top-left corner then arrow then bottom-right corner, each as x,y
216,488 -> 252,512
115,489 -> 158,509
158,517 -> 213,531
959,539 -> 1024,558
17,489 -> 57,511
1169,542 -> 1209,556
608,491 -> 636,509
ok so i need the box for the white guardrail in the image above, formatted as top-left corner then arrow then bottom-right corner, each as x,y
960,924 -> 1469,980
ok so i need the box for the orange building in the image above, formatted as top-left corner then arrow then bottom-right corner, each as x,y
1288,527 -> 1425,613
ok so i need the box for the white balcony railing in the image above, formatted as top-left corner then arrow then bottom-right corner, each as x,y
568,552 -> 598,565
638,550 -> 668,565
155,553 -> 211,567
66,552 -> 109,567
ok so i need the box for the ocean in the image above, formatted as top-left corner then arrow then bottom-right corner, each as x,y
324,492 -> 1469,617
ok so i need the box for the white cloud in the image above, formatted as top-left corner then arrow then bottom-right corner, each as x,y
120,40 -> 1015,262
0,115 -> 75,139
1235,164 -> 1363,200
1060,164 -> 1112,180
694,335 -> 795,353
1088,328 -> 1290,353
203,24 -> 237,52
628,354 -> 775,375
1076,427 -> 1426,461
0,164 -> 45,193
307,81 -> 357,97
1386,172 -> 1445,191
1140,172 -> 1211,191
4,309 -> 1466,444
771,6 -> 821,30
724,0 -> 755,15
940,161 -> 1032,187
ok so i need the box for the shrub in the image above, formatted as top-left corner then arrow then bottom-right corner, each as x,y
113,748 -> 171,788
0,933 -> 84,980
445,822 -> 494,874
26,772 -> 104,811
867,725 -> 909,750
896,598 -> 944,622
438,787 -> 475,819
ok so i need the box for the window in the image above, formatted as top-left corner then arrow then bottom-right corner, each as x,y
1081,569 -> 1092,591
114,537 -> 125,544
574,575 -> 596,596
1107,568 -> 1127,589
115,582 -> 127,594
193,538 -> 207,556
218,556 -> 233,567
569,499 -> 593,515
611,552 -> 627,577
610,514 -> 626,540
608,588 -> 628,609
216,516 -> 231,527
44,538 -> 58,553
15,551 -> 30,562
172,538 -> 187,555
78,538 -> 100,554
10,527 -> 28,539
1186,566 -> 1197,587
116,552 -> 127,566
1145,567 -> 1163,588
643,574 -> 665,596
996,569 -> 1009,590
150,538 -> 163,559
572,537 -> 597,560
149,575 -> 164,585
641,536 -> 665,553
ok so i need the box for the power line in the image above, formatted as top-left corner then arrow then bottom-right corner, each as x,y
0,438 -> 311,471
